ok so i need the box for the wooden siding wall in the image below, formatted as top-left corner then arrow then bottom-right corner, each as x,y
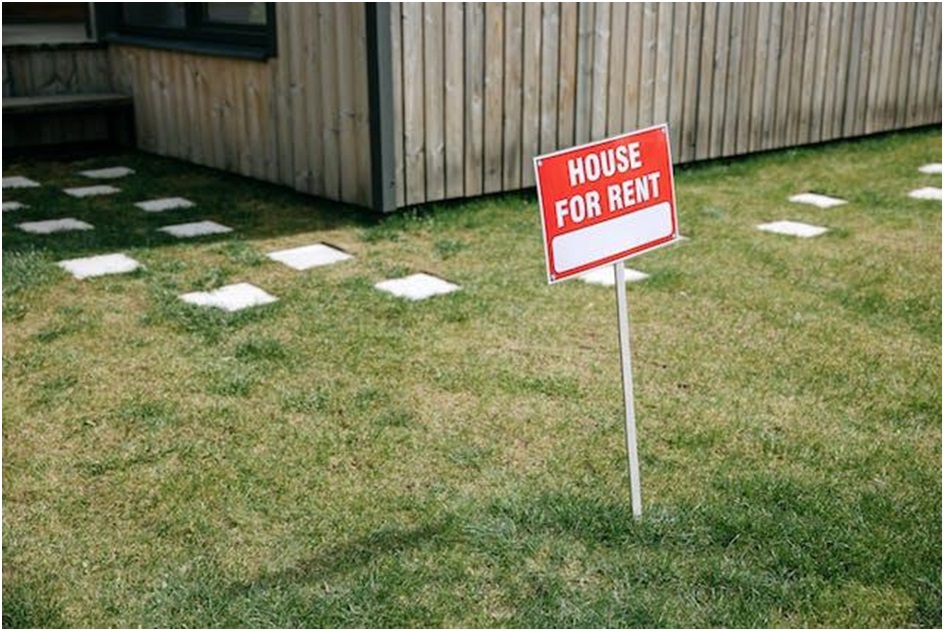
391,2 -> 943,208
108,3 -> 373,207
2,45 -> 113,97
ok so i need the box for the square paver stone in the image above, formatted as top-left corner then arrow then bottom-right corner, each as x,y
788,192 -> 847,208
2,176 -> 40,189
179,282 -> 278,312
757,220 -> 828,238
579,265 -> 650,286
267,243 -> 353,270
918,164 -> 943,175
135,197 -> 195,212
375,273 -> 461,301
79,166 -> 135,179
58,253 -> 142,279
908,187 -> 943,201
18,218 -> 94,234
2,201 -> 27,212
159,220 -> 233,238
64,184 -> 121,198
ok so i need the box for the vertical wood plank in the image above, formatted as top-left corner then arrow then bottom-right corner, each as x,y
709,3 -> 730,158
301,5 -> 322,192
274,4 -> 294,186
590,2 -> 610,140
605,2 -> 628,136
391,3 -> 406,207
424,2 -> 446,200
653,3 -> 673,129
289,6 -> 311,191
502,2 -> 524,191
736,3 -> 757,155
914,3 -> 936,124
557,2 -> 578,149
402,2 -> 426,204
484,2 -> 505,192
761,3 -> 783,150
574,3 -> 595,145
680,2 -> 703,161
749,3 -> 770,152
895,3 -> 916,128
444,2 -> 465,198
539,3 -> 560,153
637,2 -> 657,129
843,3 -> 865,136
910,2 -> 930,125
785,3 -> 806,146
809,4 -> 831,143
669,3 -> 688,158
722,3 -> 743,156
822,3 -> 841,140
318,3 -> 341,199
465,2 -> 485,194
336,4 -> 360,203
351,3 -> 372,207
695,2 -> 717,159
520,2 -> 541,186
621,2 -> 644,133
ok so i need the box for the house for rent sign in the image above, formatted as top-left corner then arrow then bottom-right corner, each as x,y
535,124 -> 679,283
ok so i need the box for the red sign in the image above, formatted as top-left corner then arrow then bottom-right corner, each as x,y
534,124 -> 679,283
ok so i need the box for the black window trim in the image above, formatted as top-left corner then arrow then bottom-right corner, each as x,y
96,3 -> 277,61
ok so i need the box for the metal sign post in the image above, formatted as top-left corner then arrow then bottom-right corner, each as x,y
614,262 -> 642,517
533,124 -> 679,519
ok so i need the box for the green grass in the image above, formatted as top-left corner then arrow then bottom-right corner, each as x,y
3,129 -> 941,628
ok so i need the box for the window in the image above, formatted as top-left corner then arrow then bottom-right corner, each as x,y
100,3 -> 276,60
3,3 -> 92,45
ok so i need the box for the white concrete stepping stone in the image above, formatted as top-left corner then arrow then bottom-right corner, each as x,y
267,243 -> 352,270
135,197 -> 195,212
2,201 -> 27,212
918,163 -> 942,174
17,217 -> 94,234
579,265 -> 649,287
58,253 -> 142,279
179,282 -> 278,312
375,272 -> 461,301
908,187 -> 943,201
158,220 -> 232,238
64,184 -> 121,198
79,166 -> 134,179
757,220 -> 828,238
788,192 -> 847,208
2,176 -> 40,189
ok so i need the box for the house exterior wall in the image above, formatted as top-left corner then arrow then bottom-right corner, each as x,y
107,3 -> 374,208
390,2 -> 943,209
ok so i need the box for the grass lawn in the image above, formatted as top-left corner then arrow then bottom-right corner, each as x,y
2,128 -> 941,628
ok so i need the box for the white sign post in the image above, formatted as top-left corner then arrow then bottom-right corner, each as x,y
534,124 -> 679,517
614,262 -> 642,517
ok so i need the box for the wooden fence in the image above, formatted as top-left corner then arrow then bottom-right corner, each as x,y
390,2 -> 943,208
109,3 -> 374,208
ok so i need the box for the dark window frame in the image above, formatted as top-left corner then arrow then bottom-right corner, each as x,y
97,3 -> 277,61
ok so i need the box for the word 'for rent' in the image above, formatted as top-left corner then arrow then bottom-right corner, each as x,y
554,172 -> 661,229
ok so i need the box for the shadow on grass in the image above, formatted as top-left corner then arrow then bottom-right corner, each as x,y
139,472 -> 940,628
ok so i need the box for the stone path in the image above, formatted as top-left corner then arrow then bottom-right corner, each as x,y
58,253 -> 142,279
757,220 -> 828,238
267,243 -> 352,270
788,192 -> 847,208
4,155 -> 940,311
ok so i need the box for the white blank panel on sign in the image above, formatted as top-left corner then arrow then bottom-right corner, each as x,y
551,202 -> 673,275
